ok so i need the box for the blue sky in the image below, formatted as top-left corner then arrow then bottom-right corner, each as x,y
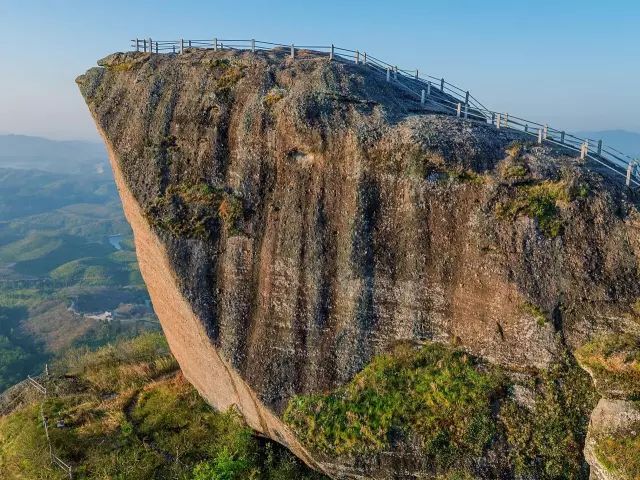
0,0 -> 638,141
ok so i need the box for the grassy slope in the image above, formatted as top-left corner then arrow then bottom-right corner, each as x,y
0,333 -> 326,480
285,341 -> 597,479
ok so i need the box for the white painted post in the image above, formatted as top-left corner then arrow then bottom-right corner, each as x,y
626,162 -> 636,186
291,44 -> 295,59
543,124 -> 548,140
148,38 -> 152,53
496,113 -> 501,129
580,142 -> 587,160
504,113 -> 509,127
180,39 -> 184,54
457,103 -> 462,117
214,38 -> 218,51
538,128 -> 543,144
386,68 -> 390,82
251,39 -> 255,52
394,66 -> 398,80
355,50 -> 359,64
427,81 -> 431,95
464,104 -> 469,119
421,89 -> 426,104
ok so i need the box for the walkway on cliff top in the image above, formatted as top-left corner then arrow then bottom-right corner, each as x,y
129,37 -> 640,189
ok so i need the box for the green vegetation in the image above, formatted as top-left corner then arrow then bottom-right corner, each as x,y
520,301 -> 548,326
0,333 -> 326,480
206,58 -> 246,97
285,343 -> 596,479
285,342 -> 504,473
146,182 -> 244,238
594,415 -> 640,480
263,87 -> 287,108
499,359 -> 597,479
496,180 -> 571,238
0,166 -> 157,392
575,333 -> 640,398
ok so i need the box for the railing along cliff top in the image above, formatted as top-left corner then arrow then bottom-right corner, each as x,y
129,37 -> 640,188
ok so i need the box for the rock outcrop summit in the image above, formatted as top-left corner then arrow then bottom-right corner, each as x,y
78,47 -> 640,479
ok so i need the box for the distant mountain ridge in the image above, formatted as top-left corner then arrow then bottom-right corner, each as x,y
0,134 -> 108,174
575,129 -> 640,157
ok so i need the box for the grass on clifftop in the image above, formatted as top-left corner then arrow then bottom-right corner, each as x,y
575,333 -> 640,399
284,343 -> 597,479
0,333 -> 325,480
284,342 -> 504,472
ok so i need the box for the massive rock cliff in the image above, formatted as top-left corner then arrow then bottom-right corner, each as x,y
78,47 -> 640,479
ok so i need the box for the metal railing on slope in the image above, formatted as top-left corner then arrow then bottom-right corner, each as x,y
128,37 -> 640,188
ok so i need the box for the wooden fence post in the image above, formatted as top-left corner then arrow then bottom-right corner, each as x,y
465,91 -> 469,105
142,39 -> 147,53
386,68 -> 390,82
148,38 -> 152,53
427,81 -> 431,95
538,128 -> 543,144
355,50 -> 359,64
525,124 -> 529,133
155,42 -> 158,54
457,103 -> 461,117
464,104 -> 469,119
214,38 -> 218,51
440,78 -> 445,92
172,45 -> 176,53
496,113 -> 501,129
180,39 -> 184,54
330,44 -> 334,60
291,44 -> 295,59
543,124 -> 548,140
188,40 -> 192,48
421,89 -> 426,104
415,69 -> 419,79
363,52 -> 367,64
504,113 -> 509,127
251,39 -> 255,52
597,140 -> 602,156
394,66 -> 398,80
135,38 -> 140,52
560,131 -> 565,143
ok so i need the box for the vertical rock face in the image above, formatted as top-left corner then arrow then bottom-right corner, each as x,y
78,48 -> 640,478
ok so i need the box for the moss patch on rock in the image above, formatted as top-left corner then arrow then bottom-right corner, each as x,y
594,413 -> 640,480
285,343 -> 597,479
576,333 -> 640,399
146,182 -> 244,239
496,180 -> 572,238
499,359 -> 598,479
284,342 -> 504,474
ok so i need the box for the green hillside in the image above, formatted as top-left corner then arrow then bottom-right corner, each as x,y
0,333 -> 325,480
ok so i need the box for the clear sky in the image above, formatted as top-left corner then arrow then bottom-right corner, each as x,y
0,0 -> 638,141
